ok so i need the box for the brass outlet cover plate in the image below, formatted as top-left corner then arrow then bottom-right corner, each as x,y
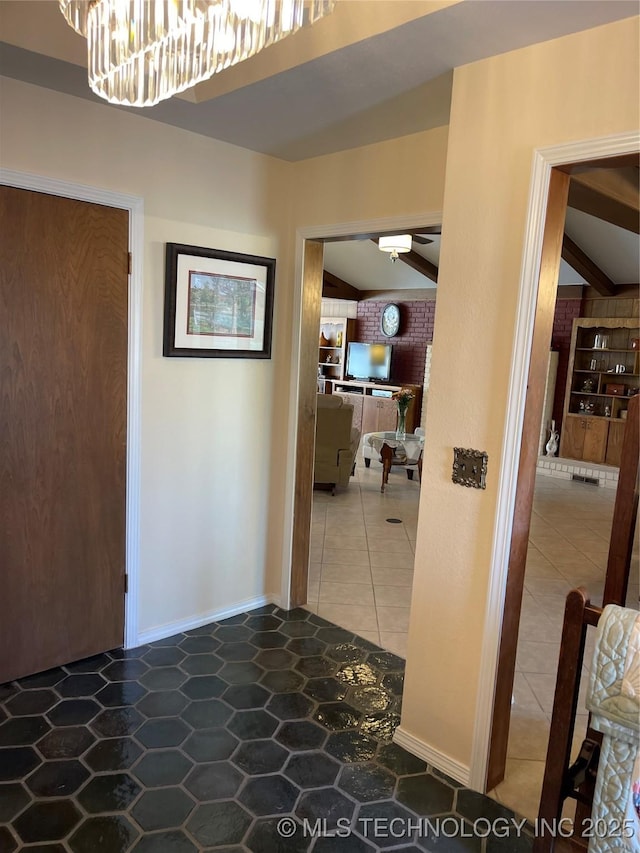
452,448 -> 488,489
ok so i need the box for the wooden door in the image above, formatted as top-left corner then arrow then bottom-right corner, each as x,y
583,418 -> 608,463
0,186 -> 129,682
605,421 -> 625,467
561,416 -> 585,460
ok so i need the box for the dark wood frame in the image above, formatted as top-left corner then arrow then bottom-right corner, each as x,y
487,168 -> 571,788
290,240 -> 325,606
163,242 -> 275,358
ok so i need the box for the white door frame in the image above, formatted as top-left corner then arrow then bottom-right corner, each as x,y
0,168 -> 143,650
469,129 -> 640,790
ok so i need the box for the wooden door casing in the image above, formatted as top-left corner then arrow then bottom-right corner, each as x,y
290,240 -> 324,607
0,186 -> 129,682
486,168 -> 570,790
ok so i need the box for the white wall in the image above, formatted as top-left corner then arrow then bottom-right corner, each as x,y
0,77 -> 290,639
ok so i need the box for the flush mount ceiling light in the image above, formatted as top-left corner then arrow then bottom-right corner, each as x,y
59,0 -> 335,108
378,234 -> 412,263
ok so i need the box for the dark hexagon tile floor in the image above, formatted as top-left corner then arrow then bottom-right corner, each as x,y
0,606 -> 532,851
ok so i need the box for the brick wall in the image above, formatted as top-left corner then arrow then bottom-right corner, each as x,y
551,298 -> 582,431
353,296 -> 579,415
354,299 -> 436,385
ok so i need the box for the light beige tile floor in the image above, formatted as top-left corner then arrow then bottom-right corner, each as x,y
307,449 -> 639,824
492,474 -> 639,823
305,448 -> 421,659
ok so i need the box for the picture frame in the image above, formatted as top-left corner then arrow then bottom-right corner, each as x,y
163,242 -> 275,358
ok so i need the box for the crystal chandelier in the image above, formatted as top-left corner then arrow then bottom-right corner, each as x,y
59,0 -> 335,108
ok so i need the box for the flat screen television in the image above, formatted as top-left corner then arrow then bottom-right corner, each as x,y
346,342 -> 392,382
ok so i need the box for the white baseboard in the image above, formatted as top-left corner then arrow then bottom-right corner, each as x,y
134,594 -> 281,647
393,726 -> 471,787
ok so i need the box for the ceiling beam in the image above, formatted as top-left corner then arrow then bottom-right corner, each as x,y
561,235 -> 616,296
568,167 -> 639,234
322,270 -> 360,300
396,250 -> 439,284
369,240 -> 439,283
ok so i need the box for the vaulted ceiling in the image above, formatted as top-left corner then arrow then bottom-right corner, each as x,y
322,164 -> 639,294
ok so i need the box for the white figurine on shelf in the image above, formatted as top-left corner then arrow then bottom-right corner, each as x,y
545,420 -> 559,456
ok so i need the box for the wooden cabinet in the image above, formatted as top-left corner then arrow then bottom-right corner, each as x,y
362,396 -> 398,434
562,416 -> 589,460
559,318 -> 639,466
327,380 -> 421,434
562,416 -> 608,463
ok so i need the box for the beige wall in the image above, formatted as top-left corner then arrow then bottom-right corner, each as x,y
291,125 -> 449,227
0,77 -> 449,638
265,125 -> 450,598
401,16 -> 639,774
0,77 -> 290,637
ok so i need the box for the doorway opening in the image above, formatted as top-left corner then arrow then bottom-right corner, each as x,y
484,149 -> 639,815
288,219 -> 441,657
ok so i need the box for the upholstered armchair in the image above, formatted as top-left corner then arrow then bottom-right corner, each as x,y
314,394 -> 360,493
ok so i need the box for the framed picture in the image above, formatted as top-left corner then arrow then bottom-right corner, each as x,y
163,242 -> 275,358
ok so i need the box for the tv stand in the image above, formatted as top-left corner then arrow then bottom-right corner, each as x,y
325,379 -> 421,435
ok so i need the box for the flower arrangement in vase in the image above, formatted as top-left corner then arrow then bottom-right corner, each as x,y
392,388 -> 414,440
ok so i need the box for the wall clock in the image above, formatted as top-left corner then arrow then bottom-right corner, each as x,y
381,303 -> 400,337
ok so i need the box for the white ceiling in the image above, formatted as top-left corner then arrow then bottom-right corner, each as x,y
323,208 -> 639,292
1,0 -> 638,161
324,237 -> 440,291
564,208 -> 640,284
